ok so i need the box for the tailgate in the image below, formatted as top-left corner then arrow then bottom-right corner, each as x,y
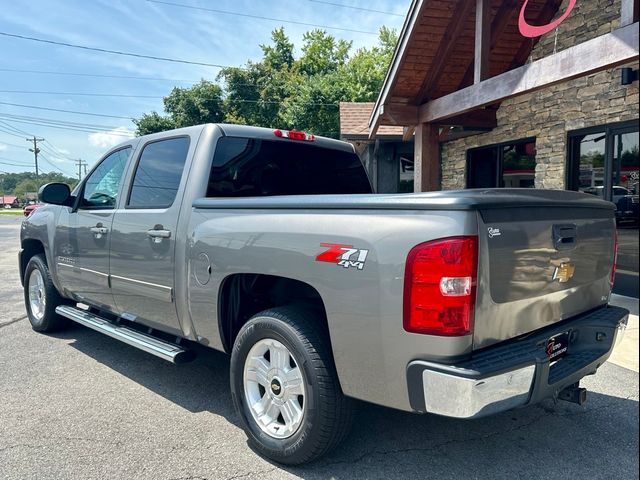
473,203 -> 616,350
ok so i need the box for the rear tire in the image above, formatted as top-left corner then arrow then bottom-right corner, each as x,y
230,306 -> 354,465
24,254 -> 70,332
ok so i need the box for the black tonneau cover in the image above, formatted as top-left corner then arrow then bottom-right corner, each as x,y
194,189 -> 615,211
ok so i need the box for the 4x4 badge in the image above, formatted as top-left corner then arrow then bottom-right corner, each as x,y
316,243 -> 369,270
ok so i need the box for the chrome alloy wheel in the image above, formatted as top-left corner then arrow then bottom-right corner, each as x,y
243,338 -> 306,439
28,269 -> 46,320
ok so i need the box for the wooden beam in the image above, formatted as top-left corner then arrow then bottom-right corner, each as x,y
458,0 -> 519,89
474,0 -> 491,84
437,109 -> 497,128
414,123 -> 440,192
382,104 -> 418,125
419,23 -> 639,124
402,126 -> 415,141
368,0 -> 428,137
413,0 -> 476,103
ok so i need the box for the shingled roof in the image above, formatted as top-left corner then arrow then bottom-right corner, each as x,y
339,102 -> 404,140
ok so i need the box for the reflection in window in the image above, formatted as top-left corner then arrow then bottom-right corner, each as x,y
501,142 -> 536,188
207,137 -> 371,197
575,132 -> 606,193
467,139 -> 536,188
128,137 -> 190,208
82,147 -> 131,208
399,156 -> 414,193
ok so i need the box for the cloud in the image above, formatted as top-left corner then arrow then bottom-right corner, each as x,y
0,144 -> 7,152
88,127 -> 135,149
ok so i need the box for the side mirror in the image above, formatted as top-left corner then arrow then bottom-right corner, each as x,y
39,182 -> 72,206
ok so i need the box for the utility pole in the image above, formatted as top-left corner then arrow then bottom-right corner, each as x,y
75,159 -> 87,181
26,136 -> 45,182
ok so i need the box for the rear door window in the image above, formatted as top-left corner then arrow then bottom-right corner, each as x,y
127,137 -> 190,208
206,137 -> 371,197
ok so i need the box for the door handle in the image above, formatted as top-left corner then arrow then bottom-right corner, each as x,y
147,228 -> 171,243
90,224 -> 108,238
553,224 -> 577,251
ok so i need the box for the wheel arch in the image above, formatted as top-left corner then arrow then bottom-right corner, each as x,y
19,238 -> 46,286
217,273 -> 332,355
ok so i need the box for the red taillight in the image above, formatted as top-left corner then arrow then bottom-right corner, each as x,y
611,229 -> 618,288
273,129 -> 315,141
403,236 -> 478,336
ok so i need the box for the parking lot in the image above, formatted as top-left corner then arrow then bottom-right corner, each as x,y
1,214 -> 638,480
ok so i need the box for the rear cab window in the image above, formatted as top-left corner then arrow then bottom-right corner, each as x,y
206,137 -> 372,197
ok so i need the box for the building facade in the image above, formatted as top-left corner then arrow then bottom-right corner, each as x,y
341,0 -> 639,296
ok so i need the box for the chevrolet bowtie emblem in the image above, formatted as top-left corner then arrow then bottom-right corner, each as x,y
553,262 -> 575,283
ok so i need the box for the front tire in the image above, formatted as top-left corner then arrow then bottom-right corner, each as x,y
230,307 -> 353,465
24,254 -> 70,332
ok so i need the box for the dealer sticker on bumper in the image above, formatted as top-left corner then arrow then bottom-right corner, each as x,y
546,331 -> 570,361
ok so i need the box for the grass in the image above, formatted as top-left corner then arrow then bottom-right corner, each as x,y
0,209 -> 25,216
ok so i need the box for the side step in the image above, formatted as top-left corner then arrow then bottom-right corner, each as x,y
55,305 -> 195,364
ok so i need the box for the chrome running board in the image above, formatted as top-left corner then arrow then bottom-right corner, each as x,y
55,305 -> 195,364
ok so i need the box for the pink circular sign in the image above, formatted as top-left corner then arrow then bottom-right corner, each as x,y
518,0 -> 577,38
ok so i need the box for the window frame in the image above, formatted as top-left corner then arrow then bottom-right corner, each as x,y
466,137 -> 536,189
566,120 -> 638,201
125,135 -> 191,210
75,145 -> 133,211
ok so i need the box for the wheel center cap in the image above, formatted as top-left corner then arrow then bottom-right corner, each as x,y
270,378 -> 283,396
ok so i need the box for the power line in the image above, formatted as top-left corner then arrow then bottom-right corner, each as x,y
39,153 -> 71,175
0,117 -> 133,137
0,158 -> 33,167
42,140 -> 75,161
0,67 -> 196,83
0,113 -> 123,131
0,126 -> 27,139
146,0 -> 378,35
0,120 -> 33,136
0,90 -> 340,106
0,101 -> 135,120
307,0 -> 405,17
0,31 -> 229,68
0,140 -> 27,149
0,90 -> 160,99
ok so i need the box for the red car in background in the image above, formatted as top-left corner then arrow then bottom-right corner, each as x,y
23,203 -> 42,217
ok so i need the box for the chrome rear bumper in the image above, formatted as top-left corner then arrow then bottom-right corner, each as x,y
407,306 -> 628,419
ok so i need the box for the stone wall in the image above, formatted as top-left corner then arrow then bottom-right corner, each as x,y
440,0 -> 639,190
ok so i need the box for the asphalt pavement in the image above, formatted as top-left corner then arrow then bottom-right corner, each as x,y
1,214 -> 638,480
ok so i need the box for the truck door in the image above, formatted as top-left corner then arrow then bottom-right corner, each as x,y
54,146 -> 132,312
109,136 -> 191,336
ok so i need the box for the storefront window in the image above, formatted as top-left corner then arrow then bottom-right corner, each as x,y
568,121 -> 639,298
467,139 -> 536,188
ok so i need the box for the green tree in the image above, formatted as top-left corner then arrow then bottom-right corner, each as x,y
136,27 -> 398,138
133,80 -> 225,135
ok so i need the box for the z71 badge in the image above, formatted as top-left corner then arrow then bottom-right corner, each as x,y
316,243 -> 369,270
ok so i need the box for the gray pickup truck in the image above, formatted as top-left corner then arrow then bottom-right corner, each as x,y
20,124 -> 628,464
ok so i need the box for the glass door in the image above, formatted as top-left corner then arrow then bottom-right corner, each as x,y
568,121 -> 639,297
610,126 -> 639,298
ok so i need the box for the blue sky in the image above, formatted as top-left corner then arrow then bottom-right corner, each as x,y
0,0 -> 410,179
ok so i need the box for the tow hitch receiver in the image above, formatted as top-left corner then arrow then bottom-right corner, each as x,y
558,383 -> 587,405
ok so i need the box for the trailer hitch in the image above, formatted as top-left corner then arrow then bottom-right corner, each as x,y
558,382 -> 587,405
